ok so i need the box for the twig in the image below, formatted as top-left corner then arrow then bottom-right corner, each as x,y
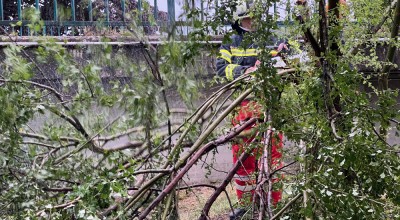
19,132 -> 80,143
258,112 -> 273,219
0,79 -> 64,101
104,140 -> 144,151
132,169 -> 172,175
42,187 -> 73,192
369,121 -> 393,147
270,193 -> 302,220
36,197 -> 81,217
198,148 -> 254,220
203,88 -> 237,131
54,113 -> 123,164
21,141 -> 56,149
97,126 -> 145,141
161,191 -> 174,220
389,118 -> 400,124
295,1 -> 322,57
330,118 -> 343,140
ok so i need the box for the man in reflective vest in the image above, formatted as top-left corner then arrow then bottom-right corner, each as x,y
216,3 -> 285,220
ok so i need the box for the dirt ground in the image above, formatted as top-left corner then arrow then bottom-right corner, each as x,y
178,186 -> 237,220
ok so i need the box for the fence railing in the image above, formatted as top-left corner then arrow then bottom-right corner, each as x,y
0,0 -> 178,36
0,0 -> 290,37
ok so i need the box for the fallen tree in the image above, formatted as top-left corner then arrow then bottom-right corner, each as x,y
1,0 -> 400,219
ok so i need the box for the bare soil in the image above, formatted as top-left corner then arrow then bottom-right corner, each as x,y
178,187 -> 236,220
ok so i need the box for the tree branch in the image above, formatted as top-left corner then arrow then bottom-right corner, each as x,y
350,0 -> 398,55
198,148 -> 255,220
270,193 -> 302,220
21,141 -> 56,149
36,197 -> 81,217
19,132 -> 81,143
295,1 -> 322,57
138,118 -> 258,219
0,79 -> 64,101
382,0 -> 400,75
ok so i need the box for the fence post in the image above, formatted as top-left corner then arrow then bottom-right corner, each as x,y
121,0 -> 125,21
105,0 -> 110,24
17,0 -> 22,20
54,0 -> 58,21
18,0 -> 22,35
167,0 -> 175,24
154,0 -> 158,21
214,0 -> 218,35
138,0 -> 142,11
0,0 -> 3,21
71,0 -> 76,21
138,0 -> 142,25
54,0 -> 61,35
87,0 -> 92,21
200,0 -> 204,22
34,0 -> 39,35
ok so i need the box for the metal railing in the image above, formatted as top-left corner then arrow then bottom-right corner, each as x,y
0,0 -> 177,36
0,0 -> 291,37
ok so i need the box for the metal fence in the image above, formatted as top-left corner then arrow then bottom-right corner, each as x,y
0,0 -> 292,37
0,0 -> 178,36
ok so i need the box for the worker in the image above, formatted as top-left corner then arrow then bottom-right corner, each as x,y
216,2 -> 285,219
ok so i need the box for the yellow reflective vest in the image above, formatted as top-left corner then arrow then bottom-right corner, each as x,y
216,34 -> 278,81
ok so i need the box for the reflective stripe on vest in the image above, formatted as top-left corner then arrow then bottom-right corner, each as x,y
233,174 -> 252,181
231,48 -> 258,57
235,182 -> 257,192
225,64 -> 240,81
218,49 -> 232,63
230,48 -> 279,57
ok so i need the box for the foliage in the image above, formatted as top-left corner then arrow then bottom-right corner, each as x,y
0,0 -> 400,219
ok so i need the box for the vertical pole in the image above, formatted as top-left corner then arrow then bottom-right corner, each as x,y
71,0 -> 75,36
17,0 -> 22,20
54,0 -> 61,35
88,0 -> 93,21
154,0 -> 158,21
287,0 -> 291,21
105,0 -> 109,23
191,0 -> 195,28
17,0 -> 22,35
200,0 -> 204,22
54,0 -> 58,21
214,0 -> 218,35
167,0 -> 175,24
0,0 -> 3,21
35,0 -> 40,35
274,2 -> 277,20
71,0 -> 76,21
138,0 -> 142,24
121,0 -> 125,21
138,0 -> 142,11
